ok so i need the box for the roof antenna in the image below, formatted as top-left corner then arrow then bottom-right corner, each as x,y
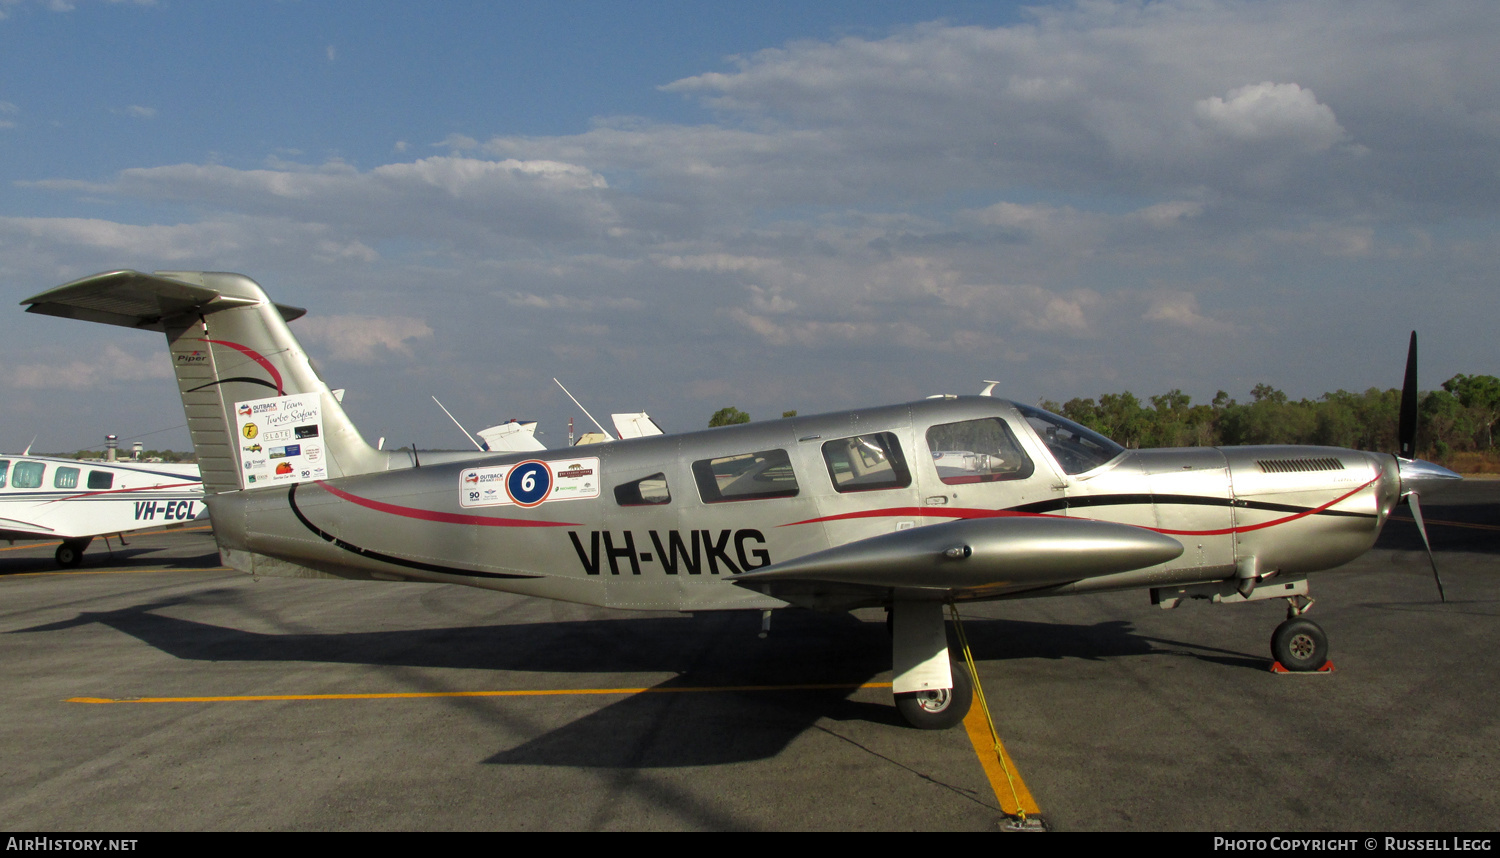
553,378 -> 612,438
432,396 -> 484,451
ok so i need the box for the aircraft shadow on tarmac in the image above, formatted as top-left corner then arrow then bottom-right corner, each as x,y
10,593 -> 1270,767
0,546 -> 223,575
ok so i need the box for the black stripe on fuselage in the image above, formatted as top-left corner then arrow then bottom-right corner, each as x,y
286,484 -> 539,581
1008,493 -> 1375,519
183,377 -> 280,394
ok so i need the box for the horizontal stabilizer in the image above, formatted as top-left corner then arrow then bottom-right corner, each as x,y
22,270 -> 305,332
735,516 -> 1183,593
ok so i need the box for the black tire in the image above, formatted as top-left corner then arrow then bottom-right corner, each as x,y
896,660 -> 974,730
55,541 -> 84,568
1271,618 -> 1329,671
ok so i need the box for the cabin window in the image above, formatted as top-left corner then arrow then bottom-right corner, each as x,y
926,418 -> 1034,484
54,467 -> 80,489
1012,403 -> 1125,475
822,432 -> 911,493
11,461 -> 45,489
693,449 -> 799,503
87,471 -> 114,490
615,473 -> 671,506
0,460 -> 8,488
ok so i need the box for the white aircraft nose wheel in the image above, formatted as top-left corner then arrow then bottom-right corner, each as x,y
895,661 -> 973,730
1271,617 -> 1329,671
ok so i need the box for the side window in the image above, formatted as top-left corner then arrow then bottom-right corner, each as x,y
54,467 -> 80,489
0,460 -> 9,488
822,432 -> 911,493
926,418 -> 1034,485
12,461 -> 45,489
615,473 -> 671,506
694,449 -> 799,503
87,471 -> 115,490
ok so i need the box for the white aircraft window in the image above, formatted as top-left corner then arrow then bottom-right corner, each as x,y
1012,403 -> 1126,475
11,461 -> 45,489
822,432 -> 911,493
926,418 -> 1035,485
54,467 -> 80,489
87,471 -> 114,490
694,449 -> 799,503
0,460 -> 8,488
615,473 -> 671,506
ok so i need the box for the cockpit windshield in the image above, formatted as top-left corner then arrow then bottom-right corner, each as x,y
1012,402 -> 1126,475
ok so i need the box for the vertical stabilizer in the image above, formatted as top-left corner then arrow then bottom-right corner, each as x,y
23,270 -> 386,494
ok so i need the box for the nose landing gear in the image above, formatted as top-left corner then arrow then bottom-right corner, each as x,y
1270,596 -> 1331,672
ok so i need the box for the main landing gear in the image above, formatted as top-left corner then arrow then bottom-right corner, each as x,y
889,600 -> 974,730
1270,596 -> 1330,672
54,537 -> 93,569
896,658 -> 973,730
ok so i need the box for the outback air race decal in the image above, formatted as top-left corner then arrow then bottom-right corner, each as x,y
234,392 -> 326,489
460,458 -> 600,508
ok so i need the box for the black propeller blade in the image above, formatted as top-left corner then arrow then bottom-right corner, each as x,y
1399,331 -> 1419,459
1396,330 -> 1446,602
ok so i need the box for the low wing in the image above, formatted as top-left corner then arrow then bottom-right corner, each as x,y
0,515 -> 55,538
734,516 -> 1183,602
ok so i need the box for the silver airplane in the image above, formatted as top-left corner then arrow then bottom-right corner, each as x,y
22,270 -> 1461,729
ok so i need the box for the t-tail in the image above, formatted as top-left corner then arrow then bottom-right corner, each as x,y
22,270 -> 389,495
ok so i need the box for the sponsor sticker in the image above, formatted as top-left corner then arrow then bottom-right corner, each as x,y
234,392 -> 325,489
460,457 -> 600,508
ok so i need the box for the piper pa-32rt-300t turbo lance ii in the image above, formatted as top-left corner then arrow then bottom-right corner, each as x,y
23,270 -> 1460,729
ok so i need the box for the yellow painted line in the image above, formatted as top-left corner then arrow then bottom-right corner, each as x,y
69,681 -> 895,705
962,702 -> 1042,818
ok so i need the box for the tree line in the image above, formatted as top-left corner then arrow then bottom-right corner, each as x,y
1038,374 -> 1500,464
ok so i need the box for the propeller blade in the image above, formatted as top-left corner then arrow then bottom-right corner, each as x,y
1399,331 -> 1419,459
1405,491 -> 1446,603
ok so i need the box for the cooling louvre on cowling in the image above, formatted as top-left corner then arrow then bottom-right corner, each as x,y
1256,457 -> 1346,474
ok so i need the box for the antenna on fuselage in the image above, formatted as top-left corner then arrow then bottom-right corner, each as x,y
553,378 -> 612,439
432,396 -> 485,451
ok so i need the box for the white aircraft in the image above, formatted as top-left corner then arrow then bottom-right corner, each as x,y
0,452 -> 205,567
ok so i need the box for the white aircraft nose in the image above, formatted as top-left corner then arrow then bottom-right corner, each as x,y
1398,457 -> 1463,496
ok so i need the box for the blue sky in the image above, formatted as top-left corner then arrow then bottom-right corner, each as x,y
2,0 -> 1497,454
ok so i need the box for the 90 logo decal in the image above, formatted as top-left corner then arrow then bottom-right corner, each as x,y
505,460 -> 553,507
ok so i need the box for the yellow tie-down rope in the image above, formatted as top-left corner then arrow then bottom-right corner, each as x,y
949,603 -> 1045,830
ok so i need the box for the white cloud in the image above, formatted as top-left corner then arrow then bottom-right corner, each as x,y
7,344 -> 171,390
295,315 -> 433,363
0,216 -> 247,259
1143,292 -> 1231,333
1195,82 -> 1346,151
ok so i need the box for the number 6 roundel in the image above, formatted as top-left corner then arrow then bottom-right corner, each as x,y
505,460 -> 553,507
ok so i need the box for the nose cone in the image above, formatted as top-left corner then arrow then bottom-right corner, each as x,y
1399,457 -> 1463,496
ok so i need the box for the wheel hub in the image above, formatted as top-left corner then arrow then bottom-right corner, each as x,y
1289,633 -> 1317,660
914,689 -> 951,713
